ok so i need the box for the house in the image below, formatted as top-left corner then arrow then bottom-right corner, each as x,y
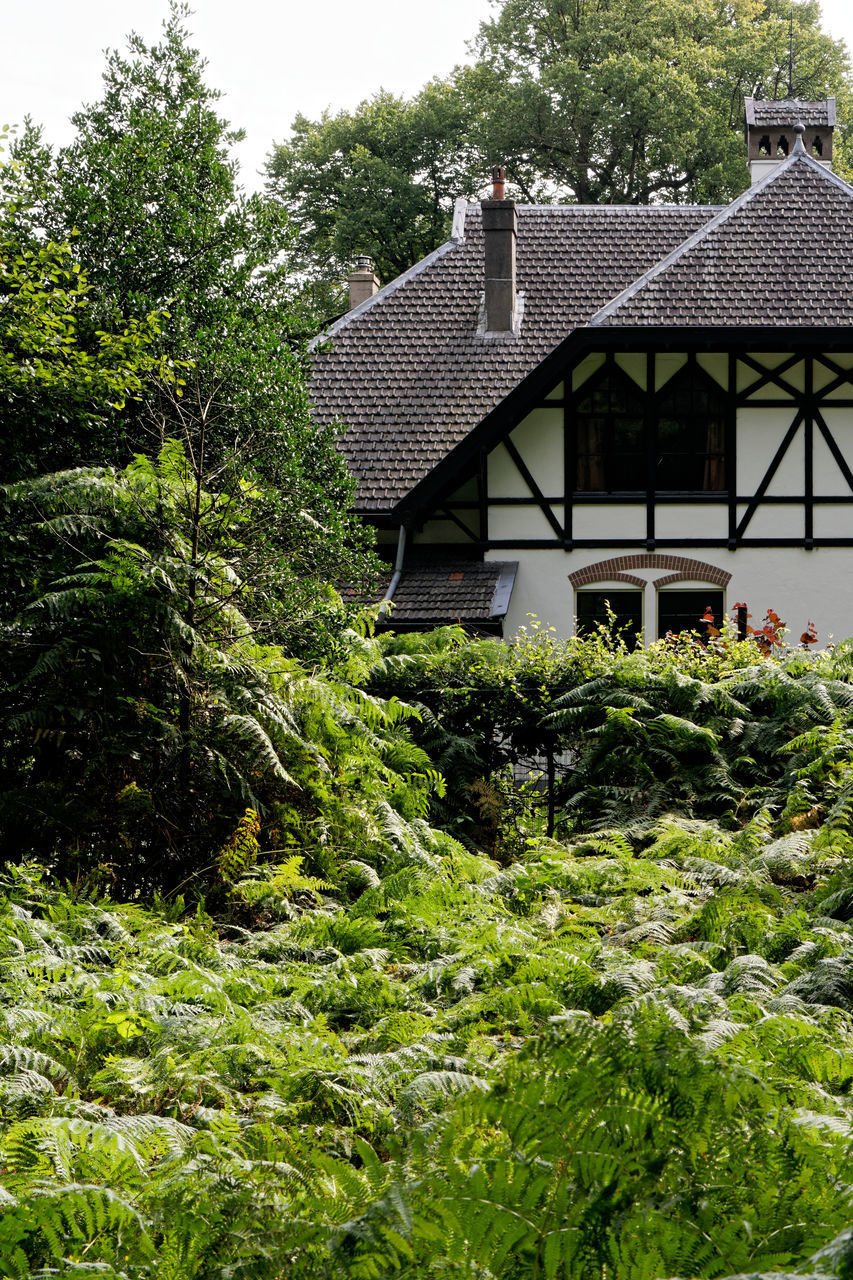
309,97 -> 853,645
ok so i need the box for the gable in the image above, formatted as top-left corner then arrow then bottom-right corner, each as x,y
593,156 -> 853,329
311,154 -> 853,523
309,204 -> 717,514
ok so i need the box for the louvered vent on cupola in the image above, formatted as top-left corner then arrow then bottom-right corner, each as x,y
744,97 -> 835,185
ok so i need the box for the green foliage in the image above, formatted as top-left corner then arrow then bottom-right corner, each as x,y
3,756 -> 853,1276
467,0 -> 853,205
0,450 -> 412,891
0,192 -> 164,479
366,618 -> 796,850
267,81 -> 485,297
2,6 -> 378,643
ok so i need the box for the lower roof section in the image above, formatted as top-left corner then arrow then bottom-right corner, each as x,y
368,559 -> 518,631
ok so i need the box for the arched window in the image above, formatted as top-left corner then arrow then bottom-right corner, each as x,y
575,370 -> 644,492
576,589 -> 642,649
656,367 -> 726,492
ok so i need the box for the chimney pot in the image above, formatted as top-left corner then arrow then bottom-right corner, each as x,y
491,164 -> 506,200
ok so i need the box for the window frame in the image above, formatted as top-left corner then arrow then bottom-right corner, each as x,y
571,358 -> 730,500
574,586 -> 644,649
657,587 -> 725,640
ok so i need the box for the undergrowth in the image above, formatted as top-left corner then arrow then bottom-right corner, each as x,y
4,811 -> 853,1276
4,631 -> 853,1276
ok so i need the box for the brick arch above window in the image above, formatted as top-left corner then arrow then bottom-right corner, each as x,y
654,572 -> 728,589
573,571 -> 648,589
568,555 -> 731,589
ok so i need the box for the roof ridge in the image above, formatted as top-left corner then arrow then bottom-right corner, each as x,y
464,202 -> 722,213
588,154 -> 853,327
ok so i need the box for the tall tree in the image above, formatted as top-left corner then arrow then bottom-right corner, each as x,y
266,80 -> 486,293
468,0 -> 852,205
2,5 -> 378,649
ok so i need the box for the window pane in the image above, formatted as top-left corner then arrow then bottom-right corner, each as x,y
576,591 -> 643,649
656,371 -> 726,493
575,375 -> 644,492
658,591 -> 723,639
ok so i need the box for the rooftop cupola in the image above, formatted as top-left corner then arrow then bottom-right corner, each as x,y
744,97 -> 835,185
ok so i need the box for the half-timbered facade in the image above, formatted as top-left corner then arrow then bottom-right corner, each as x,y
310,98 -> 853,644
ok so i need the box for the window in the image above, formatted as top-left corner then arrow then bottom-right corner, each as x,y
575,374 -> 644,492
576,590 -> 643,649
658,590 -> 724,639
656,369 -> 725,492
573,365 -> 727,495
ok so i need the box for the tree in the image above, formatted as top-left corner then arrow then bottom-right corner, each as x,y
8,7 -> 289,345
2,6 -> 378,649
266,80 -> 486,293
0,131 -> 164,480
467,0 -> 853,205
268,0 -> 852,286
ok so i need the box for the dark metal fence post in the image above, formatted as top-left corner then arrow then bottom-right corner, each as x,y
546,744 -> 555,838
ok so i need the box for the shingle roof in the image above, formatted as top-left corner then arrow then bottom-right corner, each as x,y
358,560 -> 517,627
745,97 -> 836,128
310,202 -> 717,513
310,153 -> 853,517
592,155 -> 853,329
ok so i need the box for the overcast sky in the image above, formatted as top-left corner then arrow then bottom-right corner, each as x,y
2,0 -> 853,192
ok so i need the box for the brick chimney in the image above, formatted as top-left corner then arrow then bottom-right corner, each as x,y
481,166 -> 517,333
347,255 -> 380,310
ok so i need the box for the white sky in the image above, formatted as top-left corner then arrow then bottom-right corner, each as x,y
0,0 -> 495,190
2,0 -> 853,192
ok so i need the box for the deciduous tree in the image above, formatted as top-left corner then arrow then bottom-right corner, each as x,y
468,0 -> 852,205
2,5 -> 378,650
266,81 -> 485,293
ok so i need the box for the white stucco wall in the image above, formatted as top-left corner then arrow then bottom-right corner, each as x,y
409,351 -> 853,646
488,545 -> 853,646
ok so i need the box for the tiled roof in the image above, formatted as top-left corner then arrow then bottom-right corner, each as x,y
745,97 -> 836,128
361,560 -> 517,627
592,155 -> 853,329
310,203 -> 717,513
310,154 -> 853,516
